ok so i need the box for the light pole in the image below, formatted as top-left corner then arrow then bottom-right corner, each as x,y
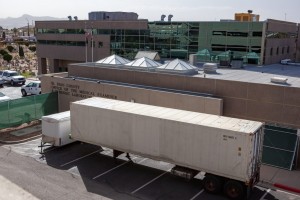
25,18 -> 30,36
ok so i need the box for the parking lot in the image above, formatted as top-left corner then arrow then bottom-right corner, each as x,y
3,139 -> 300,200
0,79 -> 33,99
1,76 -> 300,200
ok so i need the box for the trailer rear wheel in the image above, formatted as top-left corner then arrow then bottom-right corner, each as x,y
203,175 -> 222,194
223,180 -> 244,200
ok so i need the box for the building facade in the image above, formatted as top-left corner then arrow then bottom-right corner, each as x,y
40,61 -> 300,169
35,13 -> 299,74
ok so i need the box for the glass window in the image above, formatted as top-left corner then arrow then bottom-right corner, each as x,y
270,48 -> 273,56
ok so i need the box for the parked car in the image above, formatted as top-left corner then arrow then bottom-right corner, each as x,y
1,70 -> 26,86
0,77 -> 4,87
0,92 -> 10,102
281,59 -> 291,65
21,81 -> 41,96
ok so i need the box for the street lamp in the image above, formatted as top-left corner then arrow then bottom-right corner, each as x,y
25,18 -> 30,36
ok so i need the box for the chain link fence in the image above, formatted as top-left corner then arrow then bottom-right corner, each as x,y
0,92 -> 58,129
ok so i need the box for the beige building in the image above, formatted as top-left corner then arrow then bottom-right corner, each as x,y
36,12 -> 300,169
40,59 -> 300,169
35,13 -> 299,75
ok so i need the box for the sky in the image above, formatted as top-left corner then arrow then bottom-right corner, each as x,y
0,0 -> 299,23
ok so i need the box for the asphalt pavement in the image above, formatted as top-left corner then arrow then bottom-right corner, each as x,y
2,139 -> 300,200
0,80 -> 30,99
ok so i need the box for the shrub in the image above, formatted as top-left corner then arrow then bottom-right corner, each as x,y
0,49 -> 8,56
7,45 -> 15,52
3,53 -> 12,62
28,46 -> 36,52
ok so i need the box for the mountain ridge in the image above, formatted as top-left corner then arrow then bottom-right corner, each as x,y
0,14 -> 67,29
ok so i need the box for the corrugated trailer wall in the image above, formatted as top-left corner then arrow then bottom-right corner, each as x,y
71,97 -> 263,183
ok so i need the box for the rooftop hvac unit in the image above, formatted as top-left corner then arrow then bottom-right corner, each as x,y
203,63 -> 217,73
270,77 -> 288,84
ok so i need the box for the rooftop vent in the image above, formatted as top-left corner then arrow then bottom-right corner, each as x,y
68,16 -> 72,21
168,14 -> 173,22
161,14 -> 166,21
203,63 -> 217,73
74,16 -> 78,20
248,10 -> 253,14
271,77 -> 288,84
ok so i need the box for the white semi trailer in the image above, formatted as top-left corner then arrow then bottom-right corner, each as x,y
70,97 -> 264,199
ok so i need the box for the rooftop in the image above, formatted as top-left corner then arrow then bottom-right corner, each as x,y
195,64 -> 300,88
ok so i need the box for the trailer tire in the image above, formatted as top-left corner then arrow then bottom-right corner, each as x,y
223,180 -> 245,200
203,175 -> 223,194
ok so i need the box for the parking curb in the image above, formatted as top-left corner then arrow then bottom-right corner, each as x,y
259,180 -> 300,195
0,134 -> 41,144
274,183 -> 300,194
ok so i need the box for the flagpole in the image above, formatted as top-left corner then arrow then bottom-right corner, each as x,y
91,23 -> 94,62
85,22 -> 87,63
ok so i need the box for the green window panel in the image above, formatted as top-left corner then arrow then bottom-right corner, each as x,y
262,125 -> 298,170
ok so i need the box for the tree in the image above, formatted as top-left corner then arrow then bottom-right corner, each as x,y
28,46 -> 36,52
0,49 -> 8,56
19,46 -> 24,57
12,28 -> 17,37
3,53 -> 12,62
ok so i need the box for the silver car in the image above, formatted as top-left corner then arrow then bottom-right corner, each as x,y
0,77 -> 4,87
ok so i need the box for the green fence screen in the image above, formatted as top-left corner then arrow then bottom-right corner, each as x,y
0,92 -> 58,129
262,125 -> 299,170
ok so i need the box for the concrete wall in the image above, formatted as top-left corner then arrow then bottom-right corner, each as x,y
36,20 -> 148,74
296,25 -> 300,62
68,65 -> 300,128
264,19 -> 298,65
41,75 -> 223,116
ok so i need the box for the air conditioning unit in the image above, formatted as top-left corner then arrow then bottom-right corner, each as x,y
203,63 -> 217,73
270,77 -> 288,84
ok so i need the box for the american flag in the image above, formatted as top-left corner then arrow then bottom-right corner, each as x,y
85,31 -> 91,43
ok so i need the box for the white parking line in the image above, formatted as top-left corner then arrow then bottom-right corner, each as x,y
93,161 -> 130,179
101,150 -> 113,155
189,189 -> 204,200
136,158 -> 148,164
276,189 -> 300,197
260,189 -> 271,200
60,150 -> 101,167
131,171 -> 169,194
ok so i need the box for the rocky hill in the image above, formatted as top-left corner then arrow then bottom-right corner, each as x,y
0,14 -> 66,29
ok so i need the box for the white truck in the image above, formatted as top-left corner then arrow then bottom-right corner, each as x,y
1,70 -> 26,86
70,97 -> 264,200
